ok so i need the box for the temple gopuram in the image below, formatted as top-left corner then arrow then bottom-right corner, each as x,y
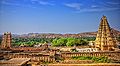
1,32 -> 11,50
95,16 -> 117,51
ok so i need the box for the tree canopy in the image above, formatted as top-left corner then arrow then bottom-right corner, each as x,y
0,37 -> 95,47
52,38 -> 89,47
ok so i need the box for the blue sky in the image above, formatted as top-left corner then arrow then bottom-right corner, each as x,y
0,0 -> 120,34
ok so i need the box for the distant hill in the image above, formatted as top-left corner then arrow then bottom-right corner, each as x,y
78,28 -> 120,37
111,28 -> 120,36
0,28 -> 119,38
10,28 -> 120,38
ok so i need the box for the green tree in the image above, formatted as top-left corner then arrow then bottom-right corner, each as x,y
57,38 -> 67,46
52,39 -> 59,46
79,39 -> 88,45
66,38 -> 76,46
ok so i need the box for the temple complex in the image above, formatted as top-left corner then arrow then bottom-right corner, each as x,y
0,16 -> 120,66
95,16 -> 117,51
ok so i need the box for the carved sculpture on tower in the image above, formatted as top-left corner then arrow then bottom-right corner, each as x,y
95,16 -> 116,51
1,32 -> 12,49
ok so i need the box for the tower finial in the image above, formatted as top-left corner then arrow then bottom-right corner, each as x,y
102,15 -> 107,19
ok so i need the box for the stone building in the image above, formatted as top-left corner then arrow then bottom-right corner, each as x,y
1,32 -> 12,49
95,16 -> 117,51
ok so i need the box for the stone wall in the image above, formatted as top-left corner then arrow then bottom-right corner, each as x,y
4,53 -> 55,62
61,51 -> 120,61
1,51 -> 120,63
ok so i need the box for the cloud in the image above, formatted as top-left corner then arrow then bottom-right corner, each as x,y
64,1 -> 120,13
97,1 -> 120,8
31,0 -> 54,6
39,1 -> 54,5
75,8 -> 120,13
91,5 -> 98,8
1,0 -> 39,8
1,1 -> 20,6
64,3 -> 81,10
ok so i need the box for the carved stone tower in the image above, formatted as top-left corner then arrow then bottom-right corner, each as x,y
95,16 -> 116,51
1,32 -> 12,49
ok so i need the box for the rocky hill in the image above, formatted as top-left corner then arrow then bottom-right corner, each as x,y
11,28 -> 120,38
78,28 -> 120,37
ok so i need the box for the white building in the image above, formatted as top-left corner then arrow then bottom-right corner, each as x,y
76,48 -> 98,52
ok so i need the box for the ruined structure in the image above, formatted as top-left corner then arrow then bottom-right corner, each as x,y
1,32 -> 12,49
95,16 -> 116,51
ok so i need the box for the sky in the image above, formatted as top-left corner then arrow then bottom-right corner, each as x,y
0,0 -> 120,34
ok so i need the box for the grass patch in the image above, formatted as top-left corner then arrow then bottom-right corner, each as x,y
71,56 -> 111,63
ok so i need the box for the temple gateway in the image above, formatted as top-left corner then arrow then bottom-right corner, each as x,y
95,16 -> 117,51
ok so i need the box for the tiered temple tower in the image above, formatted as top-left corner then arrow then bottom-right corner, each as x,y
1,32 -> 12,49
95,16 -> 116,51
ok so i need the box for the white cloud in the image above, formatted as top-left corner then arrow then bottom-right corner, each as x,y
31,0 -> 54,6
1,0 -> 38,9
75,8 -> 120,13
39,1 -> 54,5
64,2 -> 120,13
91,5 -> 97,8
1,1 -> 20,6
64,3 -> 81,10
